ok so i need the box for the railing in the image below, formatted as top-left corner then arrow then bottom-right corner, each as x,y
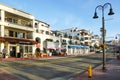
5,17 -> 33,27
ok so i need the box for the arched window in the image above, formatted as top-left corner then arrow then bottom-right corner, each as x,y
36,37 -> 41,43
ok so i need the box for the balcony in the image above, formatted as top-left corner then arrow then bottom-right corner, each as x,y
4,30 -> 33,39
5,17 -> 32,27
5,12 -> 33,27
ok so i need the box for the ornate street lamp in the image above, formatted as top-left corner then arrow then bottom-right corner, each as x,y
115,34 -> 120,45
93,3 -> 114,71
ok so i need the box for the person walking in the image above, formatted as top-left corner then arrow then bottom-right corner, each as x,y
2,47 -> 7,58
0,52 -> 3,61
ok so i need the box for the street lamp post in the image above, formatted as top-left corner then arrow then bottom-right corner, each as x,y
115,34 -> 120,45
93,3 -> 114,71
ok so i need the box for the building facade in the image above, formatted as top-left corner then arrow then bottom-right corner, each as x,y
0,3 -> 100,58
0,4 -> 36,57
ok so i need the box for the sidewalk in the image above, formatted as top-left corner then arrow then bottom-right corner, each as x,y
72,58 -> 120,80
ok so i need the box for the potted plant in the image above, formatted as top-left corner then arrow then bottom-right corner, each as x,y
117,52 -> 120,60
23,54 -> 27,58
35,48 -> 41,58
35,52 -> 40,58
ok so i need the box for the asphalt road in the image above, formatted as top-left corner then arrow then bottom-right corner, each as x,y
0,53 -> 114,80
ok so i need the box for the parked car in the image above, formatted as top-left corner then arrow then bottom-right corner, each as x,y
96,50 -> 103,53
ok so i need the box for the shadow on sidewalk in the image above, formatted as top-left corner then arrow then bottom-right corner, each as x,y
72,59 -> 120,80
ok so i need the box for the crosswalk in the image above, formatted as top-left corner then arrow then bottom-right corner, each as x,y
0,53 -> 114,80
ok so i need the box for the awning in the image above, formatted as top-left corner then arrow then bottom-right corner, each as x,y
0,37 -> 5,42
68,45 -> 89,49
3,37 -> 37,44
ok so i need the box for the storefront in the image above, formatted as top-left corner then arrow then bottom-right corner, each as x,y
0,37 -> 36,58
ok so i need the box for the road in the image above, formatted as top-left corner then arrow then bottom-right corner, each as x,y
0,53 -> 114,80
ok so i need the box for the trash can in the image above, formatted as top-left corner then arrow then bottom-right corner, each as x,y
3,53 -> 6,58
17,52 -> 21,58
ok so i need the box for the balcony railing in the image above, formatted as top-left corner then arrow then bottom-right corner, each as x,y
5,17 -> 33,27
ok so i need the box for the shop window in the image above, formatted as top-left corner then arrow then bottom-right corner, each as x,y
25,46 -> 28,53
29,46 -> 32,52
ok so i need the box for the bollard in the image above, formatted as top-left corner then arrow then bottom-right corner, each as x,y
88,65 -> 92,78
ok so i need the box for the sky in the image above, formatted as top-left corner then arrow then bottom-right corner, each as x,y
0,0 -> 120,40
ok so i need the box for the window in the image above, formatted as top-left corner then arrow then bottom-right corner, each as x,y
69,36 -> 72,39
9,31 -> 14,37
20,45 -> 32,55
25,46 -> 28,53
29,46 -> 32,52
9,31 -> 25,38
7,18 -> 12,22
35,23 -> 38,28
36,29 -> 39,33
40,30 -> 44,34
85,42 -> 89,46
24,46 -> 33,53
17,32 -> 25,38
12,19 -> 18,24
62,39 -> 66,42
36,37 -> 40,43
46,31 -> 49,35
85,37 -> 88,40
80,38 -> 84,41
15,32 -> 17,37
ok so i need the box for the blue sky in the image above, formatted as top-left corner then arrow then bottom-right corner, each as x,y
0,0 -> 120,40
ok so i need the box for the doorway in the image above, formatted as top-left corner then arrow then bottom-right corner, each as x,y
10,46 -> 16,57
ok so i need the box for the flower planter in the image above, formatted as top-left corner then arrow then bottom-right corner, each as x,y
35,54 -> 40,58
6,56 -> 8,58
117,55 -> 120,60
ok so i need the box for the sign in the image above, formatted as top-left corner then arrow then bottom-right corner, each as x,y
47,42 -> 56,49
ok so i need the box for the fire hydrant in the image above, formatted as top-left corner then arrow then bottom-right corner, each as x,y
88,65 -> 92,78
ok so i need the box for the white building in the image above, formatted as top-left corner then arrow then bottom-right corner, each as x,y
0,4 -> 36,57
0,3 -> 100,57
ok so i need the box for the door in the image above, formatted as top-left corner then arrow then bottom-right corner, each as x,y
12,47 -> 16,57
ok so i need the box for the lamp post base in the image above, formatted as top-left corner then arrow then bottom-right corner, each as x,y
102,66 -> 107,72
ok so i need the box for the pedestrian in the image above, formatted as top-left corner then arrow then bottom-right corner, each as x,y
0,52 -> 3,61
2,47 -> 7,58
